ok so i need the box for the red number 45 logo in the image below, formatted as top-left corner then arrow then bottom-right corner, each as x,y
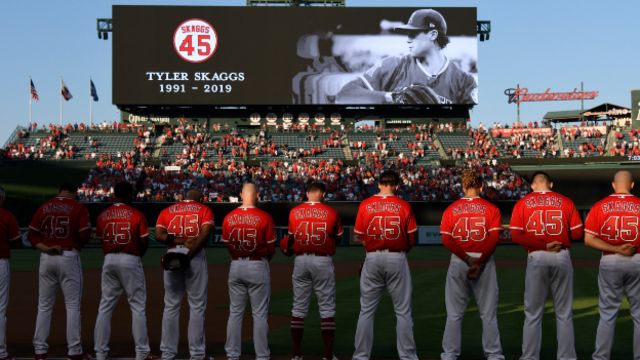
173,19 -> 218,63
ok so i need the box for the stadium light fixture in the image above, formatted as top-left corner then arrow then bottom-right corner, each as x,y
477,20 -> 491,42
97,18 -> 113,41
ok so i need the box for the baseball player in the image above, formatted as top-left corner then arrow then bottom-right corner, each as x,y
94,182 -> 157,360
336,9 -> 477,105
583,170 -> 640,360
221,182 -> 276,360
509,171 -> 583,360
155,189 -> 214,360
352,170 -> 419,360
439,170 -> 505,360
28,183 -> 92,360
280,182 -> 343,360
0,186 -> 20,360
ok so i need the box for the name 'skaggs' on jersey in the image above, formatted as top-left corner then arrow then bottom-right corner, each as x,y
222,207 -> 276,258
286,202 -> 343,255
96,203 -> 150,256
28,196 -> 92,250
354,195 -> 418,251
585,193 -> 640,249
510,191 -> 583,251
440,197 -> 503,263
156,200 -> 214,245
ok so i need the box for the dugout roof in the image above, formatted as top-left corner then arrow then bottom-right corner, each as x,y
543,103 -> 631,123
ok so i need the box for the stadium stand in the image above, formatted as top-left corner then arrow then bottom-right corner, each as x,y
2,120 -> 632,203
560,125 -> 607,157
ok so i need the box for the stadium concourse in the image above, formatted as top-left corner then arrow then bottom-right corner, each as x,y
1,120 -> 635,203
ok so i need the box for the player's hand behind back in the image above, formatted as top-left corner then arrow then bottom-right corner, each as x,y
616,243 -> 636,257
46,245 -> 63,255
546,241 -> 563,253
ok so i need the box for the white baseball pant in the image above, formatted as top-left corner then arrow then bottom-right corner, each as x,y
94,253 -> 151,360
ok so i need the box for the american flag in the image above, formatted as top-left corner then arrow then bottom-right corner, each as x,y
61,80 -> 73,101
30,79 -> 39,101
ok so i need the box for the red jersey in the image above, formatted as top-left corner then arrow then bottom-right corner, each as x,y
585,193 -> 640,251
156,200 -> 215,248
222,206 -> 276,259
287,201 -> 343,256
96,203 -> 149,256
510,191 -> 583,251
0,208 -> 20,258
28,196 -> 92,250
354,194 -> 418,252
440,197 -> 503,263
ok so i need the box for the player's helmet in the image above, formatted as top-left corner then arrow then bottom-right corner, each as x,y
394,9 -> 447,36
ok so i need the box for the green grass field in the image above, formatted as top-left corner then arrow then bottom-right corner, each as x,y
8,244 -> 636,359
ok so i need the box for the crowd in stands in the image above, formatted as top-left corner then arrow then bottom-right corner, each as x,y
4,120 -> 637,203
610,127 -> 640,156
560,126 -> 606,157
77,155 -> 529,203
493,129 -> 560,158
447,128 -> 500,160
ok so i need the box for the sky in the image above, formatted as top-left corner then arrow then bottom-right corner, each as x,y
1,0 -> 639,145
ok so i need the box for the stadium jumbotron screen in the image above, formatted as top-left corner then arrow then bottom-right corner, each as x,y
112,5 -> 478,107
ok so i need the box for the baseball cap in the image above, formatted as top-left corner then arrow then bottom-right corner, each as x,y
394,9 -> 447,35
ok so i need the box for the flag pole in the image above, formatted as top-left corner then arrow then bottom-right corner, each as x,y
60,77 -> 63,126
89,79 -> 93,127
29,77 -> 32,129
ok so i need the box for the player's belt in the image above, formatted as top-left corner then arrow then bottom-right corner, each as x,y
296,252 -> 330,257
528,247 -> 569,254
60,249 -> 79,257
232,256 -> 265,261
366,249 -> 405,253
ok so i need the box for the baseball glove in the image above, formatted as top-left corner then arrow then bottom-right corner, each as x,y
279,234 -> 295,257
392,84 -> 440,104
161,252 -> 191,271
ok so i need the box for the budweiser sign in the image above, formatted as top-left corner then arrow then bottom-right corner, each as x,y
505,87 -> 599,105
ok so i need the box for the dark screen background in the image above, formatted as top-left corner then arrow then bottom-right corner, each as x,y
112,5 -> 477,106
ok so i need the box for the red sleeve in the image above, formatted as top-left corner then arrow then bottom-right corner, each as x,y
442,233 -> 468,261
220,215 -> 230,243
511,229 -> 547,250
479,207 -> 502,264
408,231 -> 417,247
510,200 -> 547,250
354,203 -> 366,235
264,214 -> 276,256
567,201 -> 584,241
156,209 -> 169,229
440,208 -> 454,236
76,205 -> 92,232
264,214 -> 276,243
584,205 -> 601,236
488,206 -> 503,233
7,213 -> 20,242
76,205 -> 92,247
288,209 -> 296,235
201,206 -> 214,227
509,200 -> 525,231
95,215 -> 105,241
406,205 -> 418,234
334,212 -> 344,237
139,213 -> 150,238
28,207 -> 45,246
